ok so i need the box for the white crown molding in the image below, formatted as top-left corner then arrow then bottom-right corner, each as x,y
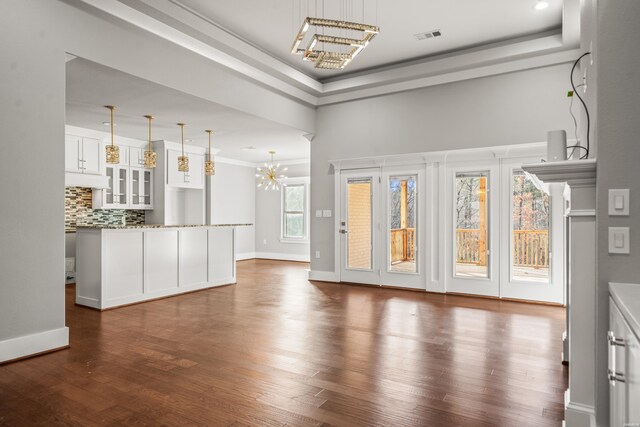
330,142 -> 546,171
214,156 -> 257,168
79,0 -> 582,106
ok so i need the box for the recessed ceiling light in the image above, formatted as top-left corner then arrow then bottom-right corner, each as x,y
185,139 -> 193,143
534,1 -> 549,10
241,146 -> 256,150
102,121 -> 115,126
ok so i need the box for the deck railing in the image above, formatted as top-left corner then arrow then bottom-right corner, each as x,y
455,228 -> 549,267
390,228 -> 415,263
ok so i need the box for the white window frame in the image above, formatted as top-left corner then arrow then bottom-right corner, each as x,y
280,177 -> 310,243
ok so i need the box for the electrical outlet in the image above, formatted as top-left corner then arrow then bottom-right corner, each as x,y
315,210 -> 322,218
315,251 -> 320,258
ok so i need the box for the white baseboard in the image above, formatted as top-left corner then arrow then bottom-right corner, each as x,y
0,327 -> 69,363
564,389 -> 596,427
255,252 -> 310,262
308,270 -> 340,282
236,252 -> 256,261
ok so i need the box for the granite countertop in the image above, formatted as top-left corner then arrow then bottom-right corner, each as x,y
609,282 -> 640,339
76,223 -> 252,230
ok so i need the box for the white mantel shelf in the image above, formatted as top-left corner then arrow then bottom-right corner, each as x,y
521,159 -> 596,187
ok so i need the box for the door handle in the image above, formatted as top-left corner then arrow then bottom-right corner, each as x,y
339,229 -> 349,234
608,369 -> 626,384
608,331 -> 625,347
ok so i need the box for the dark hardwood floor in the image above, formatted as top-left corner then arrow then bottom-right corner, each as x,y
0,259 -> 567,426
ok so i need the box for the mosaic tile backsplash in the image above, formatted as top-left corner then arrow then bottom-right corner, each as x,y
65,187 -> 145,232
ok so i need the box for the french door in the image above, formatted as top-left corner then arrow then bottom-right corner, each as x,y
498,160 -> 565,303
339,167 -> 426,288
446,162 -> 500,297
339,169 -> 380,284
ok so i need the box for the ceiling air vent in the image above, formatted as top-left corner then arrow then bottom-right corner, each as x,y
414,29 -> 442,41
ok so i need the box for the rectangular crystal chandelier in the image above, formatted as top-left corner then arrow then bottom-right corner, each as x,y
291,17 -> 379,69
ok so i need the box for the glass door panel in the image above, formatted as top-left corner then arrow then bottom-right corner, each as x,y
346,178 -> 373,270
117,167 -> 128,206
340,169 -> 380,285
143,170 -> 152,207
105,167 -> 114,205
511,171 -> 550,283
388,175 -> 417,273
454,172 -> 488,278
131,168 -> 141,207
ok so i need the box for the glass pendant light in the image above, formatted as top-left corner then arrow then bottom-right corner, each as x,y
143,115 -> 157,169
177,123 -> 189,172
204,129 -> 215,176
104,105 -> 120,164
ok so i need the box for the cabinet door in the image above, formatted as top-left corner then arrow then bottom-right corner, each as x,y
187,154 -> 204,189
610,299 -> 628,427
130,167 -> 143,208
82,137 -> 101,175
65,135 -> 82,173
104,167 -> 115,206
167,150 -> 187,188
142,169 -> 153,209
627,327 -> 640,423
115,166 -> 129,207
129,147 -> 144,168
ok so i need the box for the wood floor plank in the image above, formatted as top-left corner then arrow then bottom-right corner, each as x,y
0,259 -> 567,426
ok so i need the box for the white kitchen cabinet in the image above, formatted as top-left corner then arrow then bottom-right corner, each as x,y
167,150 -> 204,189
129,147 -> 144,168
609,284 -> 640,426
65,135 -> 101,175
129,167 -> 153,210
93,166 -> 129,209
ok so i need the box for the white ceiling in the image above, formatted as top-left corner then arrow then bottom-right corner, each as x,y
66,58 -> 309,163
173,0 -> 563,79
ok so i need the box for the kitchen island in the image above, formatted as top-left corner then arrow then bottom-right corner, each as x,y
75,224 -> 250,310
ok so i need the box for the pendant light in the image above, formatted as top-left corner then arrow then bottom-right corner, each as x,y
204,129 -> 215,176
256,151 -> 288,190
177,123 -> 189,172
143,115 -> 157,169
104,105 -> 120,164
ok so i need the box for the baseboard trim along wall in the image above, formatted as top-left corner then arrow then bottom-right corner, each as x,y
237,252 -> 310,262
308,270 -> 340,282
0,327 -> 69,364
255,252 -> 310,262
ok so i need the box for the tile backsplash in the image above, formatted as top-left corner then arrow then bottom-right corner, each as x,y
65,187 -> 145,232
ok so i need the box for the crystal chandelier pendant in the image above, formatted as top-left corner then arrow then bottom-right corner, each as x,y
205,129 -> 215,176
104,105 -> 120,164
205,160 -> 215,176
177,123 -> 189,172
105,144 -> 120,165
143,150 -> 157,169
178,155 -> 189,172
143,115 -> 157,169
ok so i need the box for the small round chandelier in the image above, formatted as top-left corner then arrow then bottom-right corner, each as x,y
256,151 -> 288,190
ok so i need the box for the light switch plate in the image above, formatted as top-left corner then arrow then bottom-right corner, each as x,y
323,210 -> 332,218
608,189 -> 630,216
315,210 -> 323,218
609,227 -> 630,254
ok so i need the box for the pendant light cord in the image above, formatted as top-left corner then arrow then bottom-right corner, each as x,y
566,52 -> 592,159
110,107 -> 114,147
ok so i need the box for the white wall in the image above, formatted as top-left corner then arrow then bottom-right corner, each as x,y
209,162 -> 256,259
595,1 -> 640,424
0,0 -> 68,360
254,163 -> 310,261
310,64 -> 576,273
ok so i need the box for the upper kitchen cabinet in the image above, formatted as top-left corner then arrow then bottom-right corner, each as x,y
130,168 -> 153,210
167,150 -> 205,189
129,147 -> 156,169
65,135 -> 101,175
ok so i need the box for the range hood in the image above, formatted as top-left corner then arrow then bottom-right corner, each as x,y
65,172 -> 110,189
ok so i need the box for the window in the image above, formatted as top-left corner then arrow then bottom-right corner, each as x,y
282,183 -> 308,241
